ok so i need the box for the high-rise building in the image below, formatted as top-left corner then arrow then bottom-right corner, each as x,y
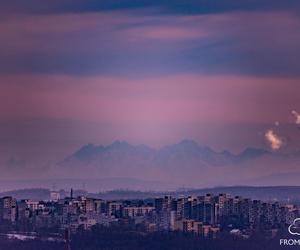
0,196 -> 17,222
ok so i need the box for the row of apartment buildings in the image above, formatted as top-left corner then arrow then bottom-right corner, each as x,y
0,193 -> 298,237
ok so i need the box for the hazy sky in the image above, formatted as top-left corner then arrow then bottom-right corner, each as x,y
1,0 -> 300,169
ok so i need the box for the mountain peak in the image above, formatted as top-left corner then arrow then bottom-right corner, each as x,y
240,147 -> 269,155
110,140 -> 130,147
73,143 -> 103,161
178,139 -> 198,145
62,141 -> 273,170
237,147 -> 269,161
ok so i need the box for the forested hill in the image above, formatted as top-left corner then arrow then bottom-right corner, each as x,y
1,186 -> 300,202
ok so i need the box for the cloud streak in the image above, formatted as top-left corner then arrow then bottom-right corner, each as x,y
0,10 -> 300,77
1,0 -> 300,17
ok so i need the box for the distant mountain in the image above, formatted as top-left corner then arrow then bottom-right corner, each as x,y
2,140 -> 300,194
57,139 -> 300,187
71,141 -> 155,162
235,147 -> 269,162
154,139 -> 235,167
61,139 -> 269,170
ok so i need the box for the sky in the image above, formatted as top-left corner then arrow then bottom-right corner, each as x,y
1,0 -> 300,175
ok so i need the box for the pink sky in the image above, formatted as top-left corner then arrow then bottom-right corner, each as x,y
0,74 -> 299,124
1,2 -> 300,178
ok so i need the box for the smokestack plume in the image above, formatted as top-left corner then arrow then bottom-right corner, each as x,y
265,130 -> 283,150
292,110 -> 300,126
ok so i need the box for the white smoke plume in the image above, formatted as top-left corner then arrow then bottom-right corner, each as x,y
291,110 -> 300,125
265,130 -> 282,150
